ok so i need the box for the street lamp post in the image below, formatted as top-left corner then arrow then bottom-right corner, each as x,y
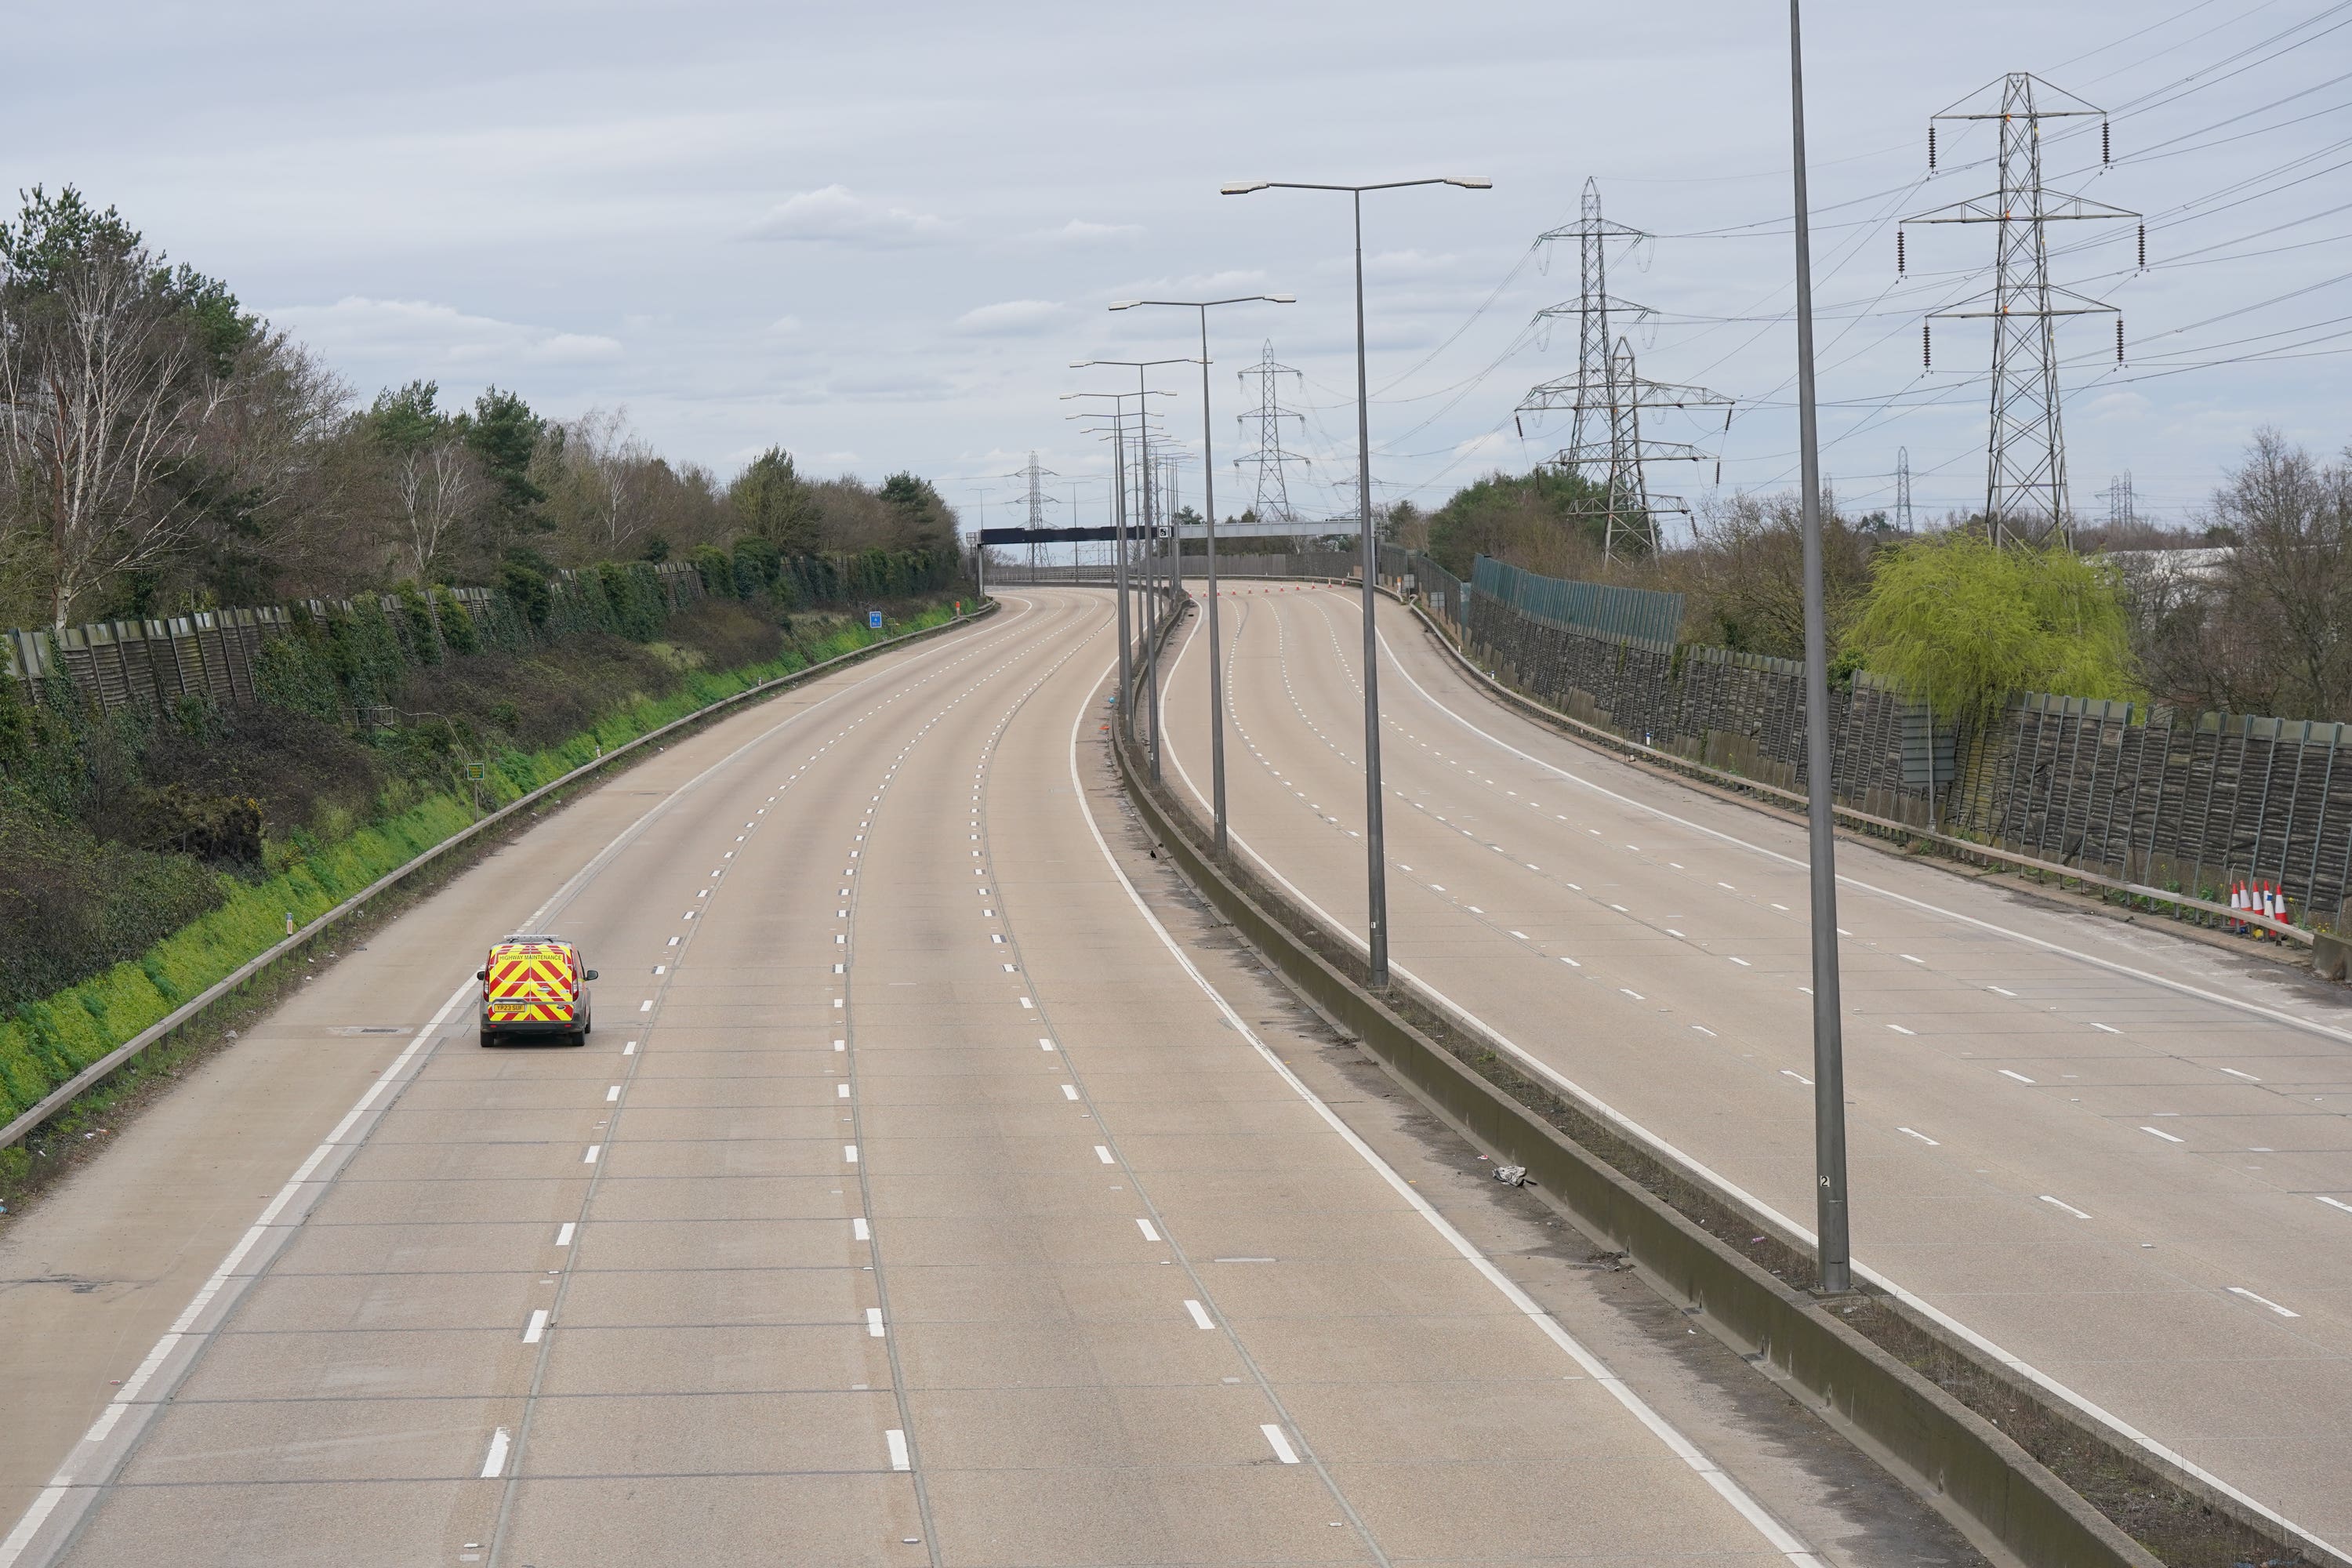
1786,0 -> 1852,1296
1063,390 -> 1162,740
1220,175 -> 1489,987
1110,294 -> 1294,859
1073,358 -> 1192,781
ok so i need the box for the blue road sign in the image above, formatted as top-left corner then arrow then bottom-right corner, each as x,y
868,611 -> 883,630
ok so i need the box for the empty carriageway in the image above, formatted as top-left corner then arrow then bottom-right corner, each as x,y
2,585 -> 1873,1567
1161,579 -> 2352,1559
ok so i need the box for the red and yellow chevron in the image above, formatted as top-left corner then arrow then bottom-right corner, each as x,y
483,942 -> 579,1023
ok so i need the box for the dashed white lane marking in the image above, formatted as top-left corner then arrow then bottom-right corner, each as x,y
1999,1069 -> 2036,1084
1062,1084 -> 1080,1101
1094,1145 -> 1116,1165
2228,1286 -> 2299,1318
522,1309 -> 550,1344
1987,985 -> 2018,997
623,1040 -> 637,1055
2039,1196 -> 2093,1221
2091,1022 -> 2122,1034
1183,1299 -> 1216,1330
837,1083 -> 851,1099
637,1000 -> 653,1012
844,1145 -> 859,1164
2141,1125 -> 2187,1144
1018,996 -> 1035,1009
480,1427 -> 511,1479
1780,1069 -> 1813,1087
1897,1127 -> 1939,1146
2220,1067 -> 2261,1081
604,1086 -> 620,1102
1136,1218 -> 1161,1241
1076,658 -> 1826,1568
554,1222 -> 575,1247
582,1145 -> 601,1164
1039,1037 -> 1056,1051
853,1217 -> 870,1241
2316,1196 -> 2352,1215
1260,1424 -> 1301,1465
886,1428 -> 912,1471
1887,1024 -> 1916,1036
866,1308 -> 887,1338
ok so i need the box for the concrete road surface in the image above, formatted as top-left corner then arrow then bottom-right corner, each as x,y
1154,579 -> 2352,1559
0,589 -> 1985,1566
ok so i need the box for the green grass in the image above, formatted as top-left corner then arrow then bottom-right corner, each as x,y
0,601 -> 964,1129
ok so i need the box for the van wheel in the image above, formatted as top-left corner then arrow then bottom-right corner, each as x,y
568,1030 -> 587,1047
479,1029 -> 496,1048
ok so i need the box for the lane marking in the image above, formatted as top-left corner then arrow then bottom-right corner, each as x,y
1136,1218 -> 1161,1241
1261,1424 -> 1301,1465
604,1086 -> 620,1102
844,1145 -> 859,1164
1074,661 -> 1825,1567
886,1428 -> 912,1471
837,1083 -> 851,1099
2227,1287 -> 2299,1318
1183,1299 -> 1215,1330
2316,1196 -> 2352,1215
1094,1145 -> 1116,1165
866,1307 -> 887,1338
2039,1196 -> 2093,1220
622,1040 -> 637,1055
1039,1038 -> 1056,1051
1887,1024 -> 1916,1036
2141,1125 -> 2187,1144
554,1222 -> 575,1247
522,1309 -> 549,1344
582,1145 -> 600,1164
1018,996 -> 1035,1009
2220,1067 -> 2261,1081
1999,1069 -> 2036,1084
1897,1127 -> 1939,1146
480,1427 -> 511,1479
1062,1084 -> 1080,1101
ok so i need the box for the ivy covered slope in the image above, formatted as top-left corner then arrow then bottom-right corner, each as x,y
0,580 -> 967,1132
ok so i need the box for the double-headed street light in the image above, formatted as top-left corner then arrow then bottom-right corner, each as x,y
1220,176 -> 1490,987
1107,295 -> 1293,858
1072,358 -> 1194,781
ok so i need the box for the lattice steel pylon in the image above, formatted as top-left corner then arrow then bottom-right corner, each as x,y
1233,341 -> 1310,524
1896,447 -> 1915,533
1004,452 -> 1059,572
2107,470 -> 2137,530
1519,180 -> 1733,562
1903,74 -> 2139,548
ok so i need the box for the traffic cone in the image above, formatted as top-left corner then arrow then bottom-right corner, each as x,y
2230,881 -> 2247,932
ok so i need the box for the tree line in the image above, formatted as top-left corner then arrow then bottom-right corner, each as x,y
1386,430 -> 2352,727
0,186 -> 962,631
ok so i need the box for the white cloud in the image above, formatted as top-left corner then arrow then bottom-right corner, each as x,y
1040,218 -> 1144,244
767,314 -> 804,336
953,299 -> 1063,336
746,184 -> 951,246
267,296 -> 621,368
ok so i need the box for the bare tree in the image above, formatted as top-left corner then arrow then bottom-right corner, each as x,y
561,406 -> 652,558
2200,428 -> 2352,720
393,438 -> 478,585
0,248 -> 224,626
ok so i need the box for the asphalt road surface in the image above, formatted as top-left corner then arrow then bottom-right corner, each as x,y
1155,579 -> 2352,1559
0,590 -> 1984,1567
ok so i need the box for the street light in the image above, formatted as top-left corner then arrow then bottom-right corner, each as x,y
1784,1 -> 1852,1296
1072,358 -> 1194,781
1221,175 -> 1490,987
1062,390 -> 1170,731
1109,294 -> 1294,858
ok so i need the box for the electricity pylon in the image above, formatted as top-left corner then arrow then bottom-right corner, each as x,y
1903,73 -> 2139,548
1234,341 -> 1309,524
1004,452 -> 1058,572
1896,447 -> 1915,533
1519,180 -> 1732,562
2107,470 -> 2138,530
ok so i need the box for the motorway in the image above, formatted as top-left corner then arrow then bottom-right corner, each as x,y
0,588 -> 1994,1566
1156,580 -> 2352,1558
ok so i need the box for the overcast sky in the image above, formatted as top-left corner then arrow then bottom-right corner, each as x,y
13,0 -> 2348,536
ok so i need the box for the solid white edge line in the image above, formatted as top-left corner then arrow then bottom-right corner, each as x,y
1070,653 -> 1823,1567
1160,593 -> 2350,1567
0,608 -> 1056,1564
